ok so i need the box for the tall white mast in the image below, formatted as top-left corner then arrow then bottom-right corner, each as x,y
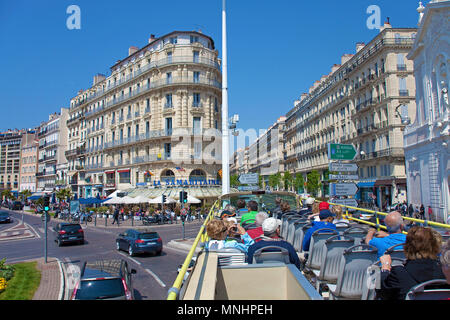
221,0 -> 230,195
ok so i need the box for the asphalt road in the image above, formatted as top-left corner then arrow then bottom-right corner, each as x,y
0,208 -> 203,300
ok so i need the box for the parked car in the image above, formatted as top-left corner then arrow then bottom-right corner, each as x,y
0,211 -> 11,223
116,229 -> 162,256
9,201 -> 23,211
52,223 -> 84,246
71,259 -> 136,300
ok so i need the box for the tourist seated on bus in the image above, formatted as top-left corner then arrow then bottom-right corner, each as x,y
299,197 -> 315,216
273,197 -> 283,219
301,209 -> 337,253
247,217 -> 301,270
365,211 -> 406,259
378,226 -> 447,300
331,205 -> 350,227
246,212 -> 269,242
236,199 -> 248,216
307,201 -> 326,221
279,201 -> 298,218
240,200 -> 259,230
441,239 -> 450,284
205,219 -> 254,253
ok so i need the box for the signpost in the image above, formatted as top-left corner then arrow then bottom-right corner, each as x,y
238,173 -> 259,185
332,199 -> 358,211
328,143 -> 357,161
238,185 -> 259,192
329,174 -> 359,180
330,183 -> 358,197
329,162 -> 358,172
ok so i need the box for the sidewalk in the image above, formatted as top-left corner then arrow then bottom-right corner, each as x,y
32,257 -> 63,300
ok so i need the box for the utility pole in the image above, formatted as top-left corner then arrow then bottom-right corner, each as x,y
221,0 -> 230,196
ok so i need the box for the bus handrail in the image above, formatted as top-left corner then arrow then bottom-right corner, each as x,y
167,200 -> 220,300
309,199 -> 450,231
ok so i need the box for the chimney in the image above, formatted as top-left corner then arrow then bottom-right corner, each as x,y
93,74 -> 106,86
294,100 -> 300,108
380,17 -> 392,32
331,64 -> 341,74
300,93 -> 308,101
356,42 -> 365,53
128,46 -> 139,56
148,34 -> 156,44
341,54 -> 354,65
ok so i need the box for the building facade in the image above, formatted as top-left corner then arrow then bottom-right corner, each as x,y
284,24 -> 417,208
36,109 -> 69,192
66,31 -> 222,198
0,130 -> 35,195
405,0 -> 450,223
19,132 -> 39,193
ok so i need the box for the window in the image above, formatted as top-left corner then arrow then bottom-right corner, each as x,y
190,36 -> 199,44
167,52 -> 172,63
165,94 -> 173,108
166,72 -> 172,84
193,93 -> 201,107
119,171 -> 130,184
193,117 -> 201,135
193,71 -> 200,83
399,77 -> 408,96
169,37 -> 177,44
165,117 -> 172,135
193,50 -> 199,63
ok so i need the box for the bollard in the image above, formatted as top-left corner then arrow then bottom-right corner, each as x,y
105,215 -> 107,227
94,215 -> 97,227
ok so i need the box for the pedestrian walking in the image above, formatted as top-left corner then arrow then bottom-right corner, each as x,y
112,207 -> 120,225
408,203 -> 414,218
419,204 -> 425,220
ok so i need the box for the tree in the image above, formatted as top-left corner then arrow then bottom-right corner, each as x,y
19,190 -> 32,202
268,173 -> 282,190
56,188 -> 72,203
294,173 -> 305,193
230,174 -> 241,187
306,170 -> 321,197
1,190 -> 12,202
283,171 -> 293,191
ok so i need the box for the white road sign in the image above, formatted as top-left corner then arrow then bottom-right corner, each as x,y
330,183 -> 358,197
329,162 -> 358,172
332,199 -> 358,211
238,173 -> 259,185
329,174 -> 359,180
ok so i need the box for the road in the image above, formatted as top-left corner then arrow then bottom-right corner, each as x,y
0,208 -> 203,300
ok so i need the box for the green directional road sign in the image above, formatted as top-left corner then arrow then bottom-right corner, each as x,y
328,143 -> 357,160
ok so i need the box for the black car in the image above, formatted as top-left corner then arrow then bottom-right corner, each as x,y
9,201 -> 23,211
0,211 -> 11,223
71,259 -> 136,300
53,223 -> 84,246
116,229 -> 162,256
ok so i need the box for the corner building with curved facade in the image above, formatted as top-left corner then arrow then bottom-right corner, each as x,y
66,31 -> 222,199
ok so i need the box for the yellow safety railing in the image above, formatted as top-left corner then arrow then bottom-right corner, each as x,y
167,200 -> 220,300
310,199 -> 450,232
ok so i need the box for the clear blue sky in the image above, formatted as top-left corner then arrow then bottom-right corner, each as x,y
0,0 -> 421,134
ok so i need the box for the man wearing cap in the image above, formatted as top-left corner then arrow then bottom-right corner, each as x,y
308,201 -> 329,221
299,197 -> 315,215
246,217 -> 301,269
301,209 -> 337,253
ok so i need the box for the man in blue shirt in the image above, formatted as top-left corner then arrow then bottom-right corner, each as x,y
302,209 -> 337,252
365,211 -> 406,258
247,217 -> 301,269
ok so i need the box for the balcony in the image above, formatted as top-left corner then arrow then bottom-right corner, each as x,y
397,64 -> 407,71
76,55 -> 221,111
356,147 -> 404,161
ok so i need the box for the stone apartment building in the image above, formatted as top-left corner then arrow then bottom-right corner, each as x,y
19,131 -> 39,193
66,31 -> 222,198
284,23 -> 417,208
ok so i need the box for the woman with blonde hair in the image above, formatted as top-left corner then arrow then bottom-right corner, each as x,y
331,205 -> 350,227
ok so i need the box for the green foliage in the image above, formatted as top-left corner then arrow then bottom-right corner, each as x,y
283,171 -> 293,191
268,173 -> 282,190
230,174 -> 241,187
0,258 -> 15,281
306,170 -> 321,196
294,173 -> 305,192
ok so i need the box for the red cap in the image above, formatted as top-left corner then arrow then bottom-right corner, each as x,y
319,202 -> 329,211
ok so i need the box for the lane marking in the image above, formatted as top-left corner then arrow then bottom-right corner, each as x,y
118,252 -> 141,266
145,268 -> 166,288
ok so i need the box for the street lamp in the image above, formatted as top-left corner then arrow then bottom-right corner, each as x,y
221,0 -> 230,195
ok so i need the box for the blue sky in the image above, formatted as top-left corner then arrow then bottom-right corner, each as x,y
0,0 -> 421,134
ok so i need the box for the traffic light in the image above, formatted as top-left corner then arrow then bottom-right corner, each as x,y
180,191 -> 188,204
162,194 -> 167,203
43,195 -> 50,211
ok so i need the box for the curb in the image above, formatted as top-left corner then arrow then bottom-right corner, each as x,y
57,258 -> 65,300
167,238 -> 203,254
